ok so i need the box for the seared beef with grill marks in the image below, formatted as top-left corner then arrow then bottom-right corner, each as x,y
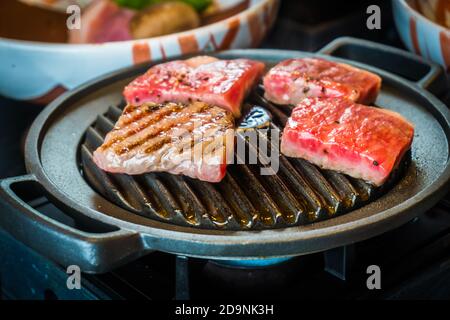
281,97 -> 414,186
123,56 -> 265,117
93,101 -> 235,183
263,58 -> 381,106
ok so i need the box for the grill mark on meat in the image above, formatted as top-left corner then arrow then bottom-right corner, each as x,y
143,110 -> 233,157
101,103 -> 184,149
120,119 -> 198,156
142,121 -> 229,157
115,102 -> 212,155
144,136 -> 172,154
119,103 -> 164,125
122,104 -> 138,115
118,105 -> 153,125
93,99 -> 235,182
139,108 -> 233,159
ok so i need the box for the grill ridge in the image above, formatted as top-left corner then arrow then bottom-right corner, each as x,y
79,94 -> 407,230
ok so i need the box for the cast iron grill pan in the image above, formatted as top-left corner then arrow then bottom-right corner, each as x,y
80,91 -> 408,231
0,38 -> 449,272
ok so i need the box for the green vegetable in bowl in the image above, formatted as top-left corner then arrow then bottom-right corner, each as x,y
181,0 -> 212,11
114,0 -> 212,11
130,1 -> 200,39
114,0 -> 149,10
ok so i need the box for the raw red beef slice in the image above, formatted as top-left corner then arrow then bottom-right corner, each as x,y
263,58 -> 382,105
281,97 -> 414,186
123,56 -> 265,117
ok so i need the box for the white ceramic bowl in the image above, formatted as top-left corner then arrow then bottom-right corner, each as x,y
0,0 -> 279,102
393,0 -> 450,71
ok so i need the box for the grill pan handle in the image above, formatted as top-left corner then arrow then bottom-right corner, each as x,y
318,37 -> 448,96
0,174 -> 145,274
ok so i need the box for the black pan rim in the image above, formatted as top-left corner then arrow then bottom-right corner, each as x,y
22,48 -> 450,257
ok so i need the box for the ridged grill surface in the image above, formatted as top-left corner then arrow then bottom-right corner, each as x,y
79,90 -> 407,230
